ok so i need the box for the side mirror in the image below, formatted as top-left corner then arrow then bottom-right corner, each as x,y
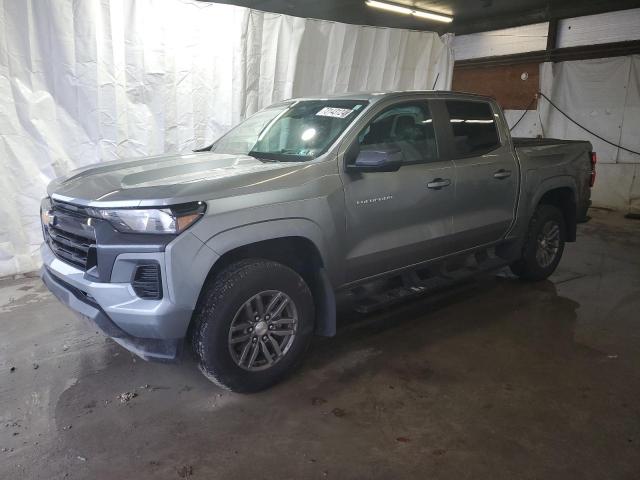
347,145 -> 403,173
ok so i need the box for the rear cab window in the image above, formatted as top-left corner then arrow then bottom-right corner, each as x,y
444,100 -> 501,158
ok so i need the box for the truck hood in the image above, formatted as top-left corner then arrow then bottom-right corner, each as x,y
48,152 -> 301,207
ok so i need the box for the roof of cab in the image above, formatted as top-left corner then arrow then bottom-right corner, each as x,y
280,90 -> 496,104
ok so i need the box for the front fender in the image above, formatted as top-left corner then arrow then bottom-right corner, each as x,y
204,217 -> 334,277
203,218 -> 340,337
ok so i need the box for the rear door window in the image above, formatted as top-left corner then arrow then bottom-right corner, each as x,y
445,100 -> 500,158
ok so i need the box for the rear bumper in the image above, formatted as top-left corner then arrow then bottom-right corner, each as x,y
578,199 -> 592,223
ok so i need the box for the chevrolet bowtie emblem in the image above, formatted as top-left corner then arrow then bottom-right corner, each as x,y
41,209 -> 55,227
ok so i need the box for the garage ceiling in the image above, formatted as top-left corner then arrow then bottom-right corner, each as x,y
200,0 -> 640,34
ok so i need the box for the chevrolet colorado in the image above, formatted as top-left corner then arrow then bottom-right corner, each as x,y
40,91 -> 595,392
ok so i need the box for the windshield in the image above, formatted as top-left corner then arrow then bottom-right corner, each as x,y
210,100 -> 368,162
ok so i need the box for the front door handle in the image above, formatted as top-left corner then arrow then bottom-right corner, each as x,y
427,178 -> 451,190
493,169 -> 512,180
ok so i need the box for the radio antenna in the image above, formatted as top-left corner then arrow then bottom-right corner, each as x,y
431,73 -> 440,90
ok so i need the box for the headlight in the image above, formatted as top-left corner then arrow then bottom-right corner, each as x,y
94,202 -> 206,234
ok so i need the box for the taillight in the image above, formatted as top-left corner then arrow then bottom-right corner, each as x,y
590,152 -> 597,187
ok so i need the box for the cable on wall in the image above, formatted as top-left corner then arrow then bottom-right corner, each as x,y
509,95 -> 537,132
510,91 -> 640,157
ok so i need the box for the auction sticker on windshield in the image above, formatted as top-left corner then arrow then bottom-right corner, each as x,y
316,107 -> 354,119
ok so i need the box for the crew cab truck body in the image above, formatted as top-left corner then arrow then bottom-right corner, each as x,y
40,91 -> 594,392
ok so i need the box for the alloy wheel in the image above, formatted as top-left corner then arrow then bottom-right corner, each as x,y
535,220 -> 561,268
228,290 -> 298,371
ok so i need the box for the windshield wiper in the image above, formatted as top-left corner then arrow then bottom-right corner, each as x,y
247,151 -> 279,162
249,151 -> 314,163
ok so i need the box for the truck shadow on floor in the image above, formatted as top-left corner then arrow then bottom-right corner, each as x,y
298,274 -> 582,391
55,273 -> 582,403
45,274 -> 589,479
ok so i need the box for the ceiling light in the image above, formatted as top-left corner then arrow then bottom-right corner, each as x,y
411,9 -> 453,23
365,0 -> 453,23
365,0 -> 412,15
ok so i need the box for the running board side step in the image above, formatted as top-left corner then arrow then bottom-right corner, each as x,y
352,256 -> 507,314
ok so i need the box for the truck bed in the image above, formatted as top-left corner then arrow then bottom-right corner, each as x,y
512,137 -> 591,148
512,137 -> 593,223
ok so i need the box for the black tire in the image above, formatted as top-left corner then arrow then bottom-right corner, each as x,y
510,204 -> 566,281
192,259 -> 314,393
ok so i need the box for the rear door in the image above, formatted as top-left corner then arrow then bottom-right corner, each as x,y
341,99 -> 457,282
437,98 -> 518,250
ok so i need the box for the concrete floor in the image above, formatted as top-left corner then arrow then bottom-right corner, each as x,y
1,208 -> 639,480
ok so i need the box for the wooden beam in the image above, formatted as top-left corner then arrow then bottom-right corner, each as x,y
454,40 -> 640,69
546,18 -> 559,53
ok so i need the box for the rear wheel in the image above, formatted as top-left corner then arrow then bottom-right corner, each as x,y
192,259 -> 314,393
510,204 -> 566,281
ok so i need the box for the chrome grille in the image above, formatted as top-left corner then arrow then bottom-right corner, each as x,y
43,201 -> 96,270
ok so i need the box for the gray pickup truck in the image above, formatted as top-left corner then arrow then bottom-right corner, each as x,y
40,91 -> 595,392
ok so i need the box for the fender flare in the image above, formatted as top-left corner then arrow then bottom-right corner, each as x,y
528,175 -> 577,217
203,218 -> 338,337
528,176 -> 579,241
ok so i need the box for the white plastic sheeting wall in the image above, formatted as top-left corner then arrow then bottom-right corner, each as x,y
241,16 -> 453,115
0,0 -> 453,277
504,108 -> 545,138
539,57 -> 640,214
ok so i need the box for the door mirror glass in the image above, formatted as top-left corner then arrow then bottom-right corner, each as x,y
348,145 -> 403,172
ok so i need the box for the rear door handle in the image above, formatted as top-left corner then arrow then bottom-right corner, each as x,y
493,169 -> 512,180
427,178 -> 451,190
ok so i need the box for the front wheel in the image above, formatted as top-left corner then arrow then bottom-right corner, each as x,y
510,204 -> 566,281
192,259 -> 315,393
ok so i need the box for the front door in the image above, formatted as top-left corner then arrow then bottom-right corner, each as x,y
342,100 -> 456,283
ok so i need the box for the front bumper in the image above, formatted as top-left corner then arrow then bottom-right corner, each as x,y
41,266 -> 181,361
40,232 -> 218,361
